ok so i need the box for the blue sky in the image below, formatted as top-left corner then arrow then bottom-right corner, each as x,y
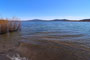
0,0 -> 90,20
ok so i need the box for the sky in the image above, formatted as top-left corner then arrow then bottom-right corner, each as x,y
0,0 -> 90,20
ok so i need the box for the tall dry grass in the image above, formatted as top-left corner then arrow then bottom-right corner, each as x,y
0,19 -> 21,34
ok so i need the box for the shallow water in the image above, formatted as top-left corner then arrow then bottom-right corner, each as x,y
0,21 -> 90,60
21,21 -> 90,46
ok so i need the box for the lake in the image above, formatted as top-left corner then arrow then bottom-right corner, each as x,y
0,21 -> 90,60
22,21 -> 90,46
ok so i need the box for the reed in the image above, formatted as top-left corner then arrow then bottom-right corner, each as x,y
0,19 -> 21,34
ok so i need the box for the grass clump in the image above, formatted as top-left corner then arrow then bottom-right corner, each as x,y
0,18 -> 21,34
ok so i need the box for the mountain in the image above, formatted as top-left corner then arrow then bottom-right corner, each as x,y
27,19 -> 69,21
25,19 -> 90,22
52,19 -> 69,21
28,19 -> 45,21
80,19 -> 90,22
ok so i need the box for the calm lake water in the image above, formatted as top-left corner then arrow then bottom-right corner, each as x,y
0,21 -> 90,60
21,21 -> 90,46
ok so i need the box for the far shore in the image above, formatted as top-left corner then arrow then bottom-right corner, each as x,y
23,19 -> 90,22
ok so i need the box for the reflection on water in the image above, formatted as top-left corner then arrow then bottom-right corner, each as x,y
0,21 -> 90,60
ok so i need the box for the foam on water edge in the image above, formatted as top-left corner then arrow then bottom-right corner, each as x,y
7,53 -> 29,60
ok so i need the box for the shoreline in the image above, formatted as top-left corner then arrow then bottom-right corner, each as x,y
0,39 -> 90,60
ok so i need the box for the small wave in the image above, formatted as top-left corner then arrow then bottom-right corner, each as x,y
7,53 -> 29,60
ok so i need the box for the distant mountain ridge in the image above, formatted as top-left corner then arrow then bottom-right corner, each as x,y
27,19 -> 69,21
80,19 -> 90,22
26,19 -> 90,22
